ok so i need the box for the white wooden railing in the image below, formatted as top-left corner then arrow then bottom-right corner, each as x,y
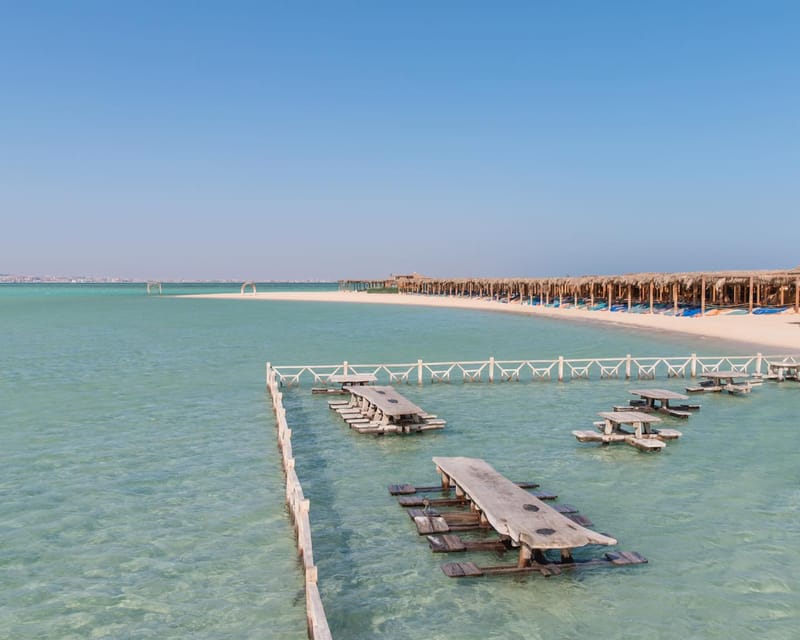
266,366 -> 332,640
268,353 -> 798,387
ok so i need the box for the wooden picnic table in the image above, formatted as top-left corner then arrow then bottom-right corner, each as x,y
597,411 -> 662,436
345,385 -> 425,417
332,385 -> 445,433
627,388 -> 699,418
767,361 -> 800,381
573,411 -> 680,451
687,371 -> 752,394
432,456 -> 616,566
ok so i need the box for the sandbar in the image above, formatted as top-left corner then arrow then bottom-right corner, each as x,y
180,291 -> 800,353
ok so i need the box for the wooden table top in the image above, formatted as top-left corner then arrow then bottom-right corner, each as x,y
432,456 -> 617,550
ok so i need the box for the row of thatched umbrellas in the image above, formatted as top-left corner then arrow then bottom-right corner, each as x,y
340,269 -> 800,314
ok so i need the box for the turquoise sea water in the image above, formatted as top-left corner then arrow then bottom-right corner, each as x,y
1,284 -> 798,639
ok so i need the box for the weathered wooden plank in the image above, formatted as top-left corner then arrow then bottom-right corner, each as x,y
427,534 -> 507,553
629,388 -> 689,401
662,408 -> 691,419
427,534 -> 467,553
653,428 -> 682,440
604,550 -> 649,565
566,514 -> 593,527
389,481 -> 540,496
441,561 -> 484,577
552,504 -> 578,514
628,437 -> 665,451
407,507 -> 440,518
413,516 -> 450,535
397,495 -> 466,507
432,457 -> 616,550
388,483 -> 417,495
344,385 -> 425,417
444,552 -> 648,578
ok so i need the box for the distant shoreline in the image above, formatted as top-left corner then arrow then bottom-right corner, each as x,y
178,290 -> 800,353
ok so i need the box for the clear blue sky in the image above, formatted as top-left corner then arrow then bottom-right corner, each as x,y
1,1 -> 798,280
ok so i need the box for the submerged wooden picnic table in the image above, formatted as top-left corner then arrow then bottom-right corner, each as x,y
767,361 -> 800,381
625,388 -> 700,418
686,371 -> 752,394
573,411 -> 681,451
331,385 -> 445,433
432,457 -> 617,569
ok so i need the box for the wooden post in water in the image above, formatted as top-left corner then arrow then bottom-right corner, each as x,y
558,356 -> 564,382
625,354 -> 631,379
343,360 -> 349,375
691,353 -> 697,378
756,353 -> 763,375
489,357 -> 495,382
417,359 -> 423,384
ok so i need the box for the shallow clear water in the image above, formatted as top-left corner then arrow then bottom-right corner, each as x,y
1,284 -> 797,639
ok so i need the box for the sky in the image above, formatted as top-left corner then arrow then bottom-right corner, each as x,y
1,1 -> 798,281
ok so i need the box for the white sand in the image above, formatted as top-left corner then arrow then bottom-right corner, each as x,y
180,290 -> 800,353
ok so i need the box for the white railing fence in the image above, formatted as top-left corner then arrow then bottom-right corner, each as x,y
269,353 -> 798,387
266,366 -> 332,640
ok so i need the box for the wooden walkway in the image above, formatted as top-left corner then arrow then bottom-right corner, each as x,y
391,457 -> 646,577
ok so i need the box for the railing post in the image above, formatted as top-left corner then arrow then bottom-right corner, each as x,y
266,362 -> 271,389
343,360 -> 349,375
558,356 -> 564,382
417,359 -> 423,385
690,353 -> 697,378
756,352 -> 763,375
625,354 -> 631,380
489,357 -> 495,382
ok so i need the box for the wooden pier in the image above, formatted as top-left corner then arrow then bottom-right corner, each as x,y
573,411 -> 682,451
392,457 -> 646,577
329,385 -> 445,434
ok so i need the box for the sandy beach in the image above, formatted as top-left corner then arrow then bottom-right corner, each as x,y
180,290 -> 800,353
